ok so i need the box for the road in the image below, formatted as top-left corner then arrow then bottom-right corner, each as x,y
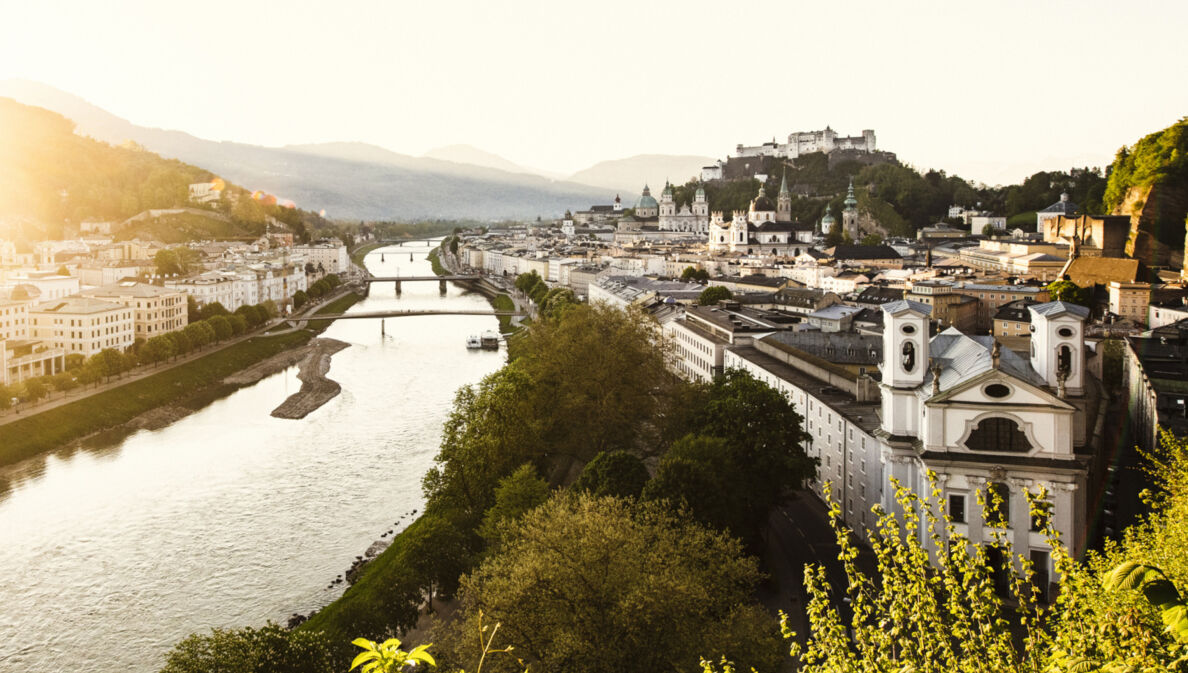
759,490 -> 877,641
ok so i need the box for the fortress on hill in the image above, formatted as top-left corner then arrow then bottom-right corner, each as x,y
735,126 -> 877,159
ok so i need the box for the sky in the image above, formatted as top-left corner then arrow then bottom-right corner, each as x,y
1,0 -> 1186,185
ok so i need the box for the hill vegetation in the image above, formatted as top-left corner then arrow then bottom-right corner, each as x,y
1103,117 -> 1188,253
0,97 -> 331,242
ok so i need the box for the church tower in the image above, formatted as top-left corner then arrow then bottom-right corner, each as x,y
1029,301 -> 1089,395
842,178 -> 859,240
659,181 -> 676,218
777,171 -> 792,221
880,299 -> 931,437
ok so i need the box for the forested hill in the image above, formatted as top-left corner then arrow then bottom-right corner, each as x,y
1102,117 -> 1188,263
0,98 -> 328,242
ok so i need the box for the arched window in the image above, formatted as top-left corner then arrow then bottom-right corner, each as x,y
901,341 -> 916,372
1058,345 -> 1072,375
965,417 -> 1032,453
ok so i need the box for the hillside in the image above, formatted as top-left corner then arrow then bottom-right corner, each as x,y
567,153 -> 716,193
1104,118 -> 1188,268
0,97 -> 330,242
422,144 -> 561,179
0,79 -> 608,220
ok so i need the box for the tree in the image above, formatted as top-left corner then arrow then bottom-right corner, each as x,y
228,313 -> 247,336
400,512 -> 475,612
198,301 -> 230,320
573,450 -> 649,499
643,435 -> 748,536
142,335 -> 177,366
95,348 -> 127,381
449,237 -> 459,255
982,222 -> 997,236
698,286 -> 733,305
0,383 -> 11,410
443,494 -> 782,673
160,624 -> 337,673
184,322 -> 210,349
186,295 -> 202,323
236,304 -> 264,327
167,330 -> 192,357
681,266 -> 709,282
479,463 -> 551,544
308,281 -> 326,299
208,315 -> 233,341
21,378 -> 47,404
1047,279 -> 1092,307
538,287 -> 576,319
56,265 -> 70,276
154,247 -> 202,278
64,353 -> 85,371
293,290 -> 309,309
50,371 -> 78,394
325,274 -> 342,288
859,233 -> 883,246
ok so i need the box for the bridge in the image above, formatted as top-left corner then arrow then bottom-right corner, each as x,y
298,310 -> 523,320
376,239 -> 440,246
360,274 -> 482,294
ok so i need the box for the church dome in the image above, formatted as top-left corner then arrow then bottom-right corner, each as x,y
635,185 -> 658,210
751,194 -> 775,212
821,211 -> 836,226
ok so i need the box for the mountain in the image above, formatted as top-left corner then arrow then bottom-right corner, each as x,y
567,154 -> 717,194
0,80 -> 606,220
422,144 -> 562,179
1104,118 -> 1188,268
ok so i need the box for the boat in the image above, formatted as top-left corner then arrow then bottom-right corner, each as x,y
480,331 -> 500,350
466,335 -> 482,349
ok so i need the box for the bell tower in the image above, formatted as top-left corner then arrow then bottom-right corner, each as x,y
777,171 -> 792,221
1029,301 -> 1089,395
880,299 -> 932,437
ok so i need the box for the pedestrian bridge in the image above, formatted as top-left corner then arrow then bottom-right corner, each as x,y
362,275 -> 480,282
296,309 -> 524,321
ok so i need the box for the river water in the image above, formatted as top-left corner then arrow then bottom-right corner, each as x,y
0,241 -> 505,673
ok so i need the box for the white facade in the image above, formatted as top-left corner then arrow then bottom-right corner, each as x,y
665,318 -> 723,382
735,127 -> 877,160
30,297 -> 135,356
294,241 -> 350,275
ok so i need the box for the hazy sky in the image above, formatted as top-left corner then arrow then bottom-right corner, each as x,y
2,0 -> 1186,184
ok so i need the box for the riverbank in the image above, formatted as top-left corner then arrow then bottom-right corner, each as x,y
0,292 -> 363,469
269,338 -> 351,419
431,245 -> 520,334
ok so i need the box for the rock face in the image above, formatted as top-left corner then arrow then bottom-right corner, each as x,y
270,338 -> 351,420
1118,183 -> 1188,269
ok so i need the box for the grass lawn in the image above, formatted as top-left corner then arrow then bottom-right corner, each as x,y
0,330 -> 314,467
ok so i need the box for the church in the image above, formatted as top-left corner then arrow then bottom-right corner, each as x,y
658,182 -> 710,234
707,175 -> 815,256
877,299 -> 1099,580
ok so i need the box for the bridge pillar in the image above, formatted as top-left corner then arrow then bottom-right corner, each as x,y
395,280 -> 402,294
439,279 -> 447,294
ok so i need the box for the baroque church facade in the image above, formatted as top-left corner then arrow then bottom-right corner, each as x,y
707,175 -> 815,256
657,182 -> 710,234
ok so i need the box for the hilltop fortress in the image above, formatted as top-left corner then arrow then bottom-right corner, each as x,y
736,126 -> 877,159
703,126 -> 897,181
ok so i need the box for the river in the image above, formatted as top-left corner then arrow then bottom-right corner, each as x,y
0,241 -> 505,673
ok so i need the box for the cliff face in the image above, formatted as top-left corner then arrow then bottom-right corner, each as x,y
1119,182 -> 1188,270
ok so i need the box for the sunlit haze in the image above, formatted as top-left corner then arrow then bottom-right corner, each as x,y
3,0 -> 1187,184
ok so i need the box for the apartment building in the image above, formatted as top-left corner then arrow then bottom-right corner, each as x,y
81,282 -> 187,340
29,297 -> 135,356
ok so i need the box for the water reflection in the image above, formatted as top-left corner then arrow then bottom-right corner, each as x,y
0,241 -> 503,673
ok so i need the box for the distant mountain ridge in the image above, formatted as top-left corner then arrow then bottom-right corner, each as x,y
0,80 -> 610,220
568,154 -> 717,194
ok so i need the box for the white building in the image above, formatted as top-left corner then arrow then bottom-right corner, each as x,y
1,272 -> 79,301
658,183 -> 710,234
29,297 -> 135,356
294,240 -> 350,275
735,127 -> 877,160
81,282 -> 188,340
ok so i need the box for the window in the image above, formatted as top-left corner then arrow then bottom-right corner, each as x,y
986,482 -> 1010,525
949,494 -> 966,523
965,417 -> 1031,452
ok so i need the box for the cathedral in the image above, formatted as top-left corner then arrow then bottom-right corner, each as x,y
707,175 -> 815,256
658,182 -> 710,234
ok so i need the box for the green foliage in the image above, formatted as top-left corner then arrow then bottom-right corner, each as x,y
142,335 -> 177,365
537,287 -> 576,320
1047,280 -> 1092,306
22,378 -> 47,403
349,637 -> 436,672
479,464 -> 551,544
400,512 -> 476,610
859,232 -> 884,246
198,302 -> 230,320
698,285 -> 733,305
573,450 -> 649,499
1104,118 -> 1188,213
208,315 -> 233,341
155,247 -> 203,278
160,623 -> 338,673
680,266 -> 709,282
187,295 -> 201,323
514,271 -> 549,305
0,331 -> 313,467
441,494 -> 782,673
0,383 -> 11,410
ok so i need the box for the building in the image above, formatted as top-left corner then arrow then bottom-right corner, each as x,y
950,282 -> 1050,332
993,298 -> 1042,338
658,183 -> 710,234
906,280 -> 980,333
1036,194 -> 1080,233
707,181 -> 814,256
735,126 -> 877,159
1,271 -> 79,301
664,302 -> 799,382
1126,319 -> 1188,456
80,282 -> 188,340
1109,281 -> 1152,325
877,300 -> 1099,579
823,244 -> 904,269
294,239 -> 350,275
1043,214 -> 1130,258
29,296 -> 135,356
573,196 -> 623,225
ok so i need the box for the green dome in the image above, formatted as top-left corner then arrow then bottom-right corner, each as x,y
822,211 -> 836,225
635,184 -> 658,210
